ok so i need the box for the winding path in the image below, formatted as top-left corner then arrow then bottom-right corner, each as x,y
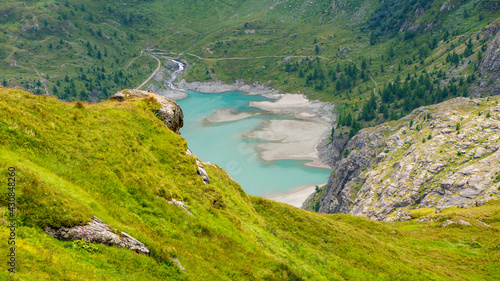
132,48 -> 380,94
125,51 -> 144,68
345,57 -> 378,95
183,52 -> 378,87
184,53 -> 333,61
135,51 -> 161,90
8,57 -> 49,95
33,68 -> 49,95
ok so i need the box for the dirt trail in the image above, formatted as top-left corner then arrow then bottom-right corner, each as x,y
183,52 -> 379,87
134,47 -> 380,95
135,52 -> 161,90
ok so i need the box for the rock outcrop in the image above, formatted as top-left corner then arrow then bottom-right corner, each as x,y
473,20 -> 500,97
483,18 -> 500,41
45,217 -> 150,255
399,7 -> 425,33
440,1 -> 455,12
308,97 -> 500,220
168,198 -> 194,215
481,0 -> 500,11
110,89 -> 184,134
186,149 -> 210,184
196,160 -> 210,184
481,29 -> 500,73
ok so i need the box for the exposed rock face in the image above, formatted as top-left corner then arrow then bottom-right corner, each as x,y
168,199 -> 193,215
187,149 -> 210,184
385,211 -> 412,222
483,19 -> 500,41
45,217 -> 150,255
196,160 -> 210,184
320,129 -> 350,168
474,23 -> 500,96
440,219 -> 471,227
424,21 -> 440,33
481,30 -> 500,73
110,89 -> 184,134
441,219 -> 455,227
481,0 -> 500,11
311,97 -> 500,220
440,2 -> 455,12
399,7 -> 425,33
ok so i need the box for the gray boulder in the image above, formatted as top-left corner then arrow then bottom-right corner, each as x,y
45,216 -> 150,255
110,89 -> 184,134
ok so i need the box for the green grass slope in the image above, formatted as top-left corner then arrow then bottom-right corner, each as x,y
0,87 -> 498,280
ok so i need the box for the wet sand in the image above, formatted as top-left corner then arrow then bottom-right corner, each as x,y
262,183 -> 326,208
204,108 -> 257,123
244,119 -> 331,169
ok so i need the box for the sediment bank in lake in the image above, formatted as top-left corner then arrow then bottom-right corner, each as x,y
177,79 -> 281,98
172,79 -> 336,207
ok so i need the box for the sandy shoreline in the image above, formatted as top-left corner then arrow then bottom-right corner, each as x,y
261,183 -> 326,208
177,79 -> 282,99
246,92 -> 334,170
249,93 -> 333,123
244,119 -> 331,169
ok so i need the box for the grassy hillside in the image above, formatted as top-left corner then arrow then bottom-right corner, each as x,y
0,87 -> 499,280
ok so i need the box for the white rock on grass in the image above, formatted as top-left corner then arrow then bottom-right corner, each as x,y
45,217 -> 150,255
441,219 -> 455,227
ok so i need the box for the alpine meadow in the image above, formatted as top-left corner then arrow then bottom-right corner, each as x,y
1,0 -> 500,280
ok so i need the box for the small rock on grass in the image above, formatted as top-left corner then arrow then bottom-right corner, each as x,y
441,219 -> 455,227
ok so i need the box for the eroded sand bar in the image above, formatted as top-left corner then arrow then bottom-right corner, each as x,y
244,119 -> 330,169
205,108 -> 257,123
245,93 -> 333,169
250,93 -> 333,122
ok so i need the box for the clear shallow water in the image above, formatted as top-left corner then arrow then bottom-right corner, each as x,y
176,90 -> 332,196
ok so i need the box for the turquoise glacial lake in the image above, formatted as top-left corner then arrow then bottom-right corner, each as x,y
176,90 -> 332,196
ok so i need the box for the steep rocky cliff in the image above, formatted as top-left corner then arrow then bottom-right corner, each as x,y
473,18 -> 500,96
307,97 -> 500,220
481,26 -> 500,73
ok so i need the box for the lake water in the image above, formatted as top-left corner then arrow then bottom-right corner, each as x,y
176,90 -> 332,196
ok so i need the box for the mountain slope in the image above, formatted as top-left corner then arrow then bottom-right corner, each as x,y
305,27 -> 500,219
0,88 -> 499,280
307,96 -> 500,221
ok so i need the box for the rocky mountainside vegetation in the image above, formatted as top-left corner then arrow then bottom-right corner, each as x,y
306,22 -> 500,219
0,87 -> 499,279
306,95 -> 500,221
